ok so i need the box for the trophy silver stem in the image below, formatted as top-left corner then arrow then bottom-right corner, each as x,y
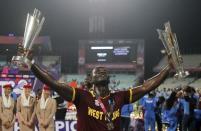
12,8 -> 45,70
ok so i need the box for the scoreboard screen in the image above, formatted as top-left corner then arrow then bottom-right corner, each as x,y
85,43 -> 137,63
78,39 -> 144,73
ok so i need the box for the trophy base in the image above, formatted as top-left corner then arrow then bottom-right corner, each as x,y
11,56 -> 30,70
174,71 -> 189,79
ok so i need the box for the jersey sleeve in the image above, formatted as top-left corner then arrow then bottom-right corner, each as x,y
126,89 -> 133,104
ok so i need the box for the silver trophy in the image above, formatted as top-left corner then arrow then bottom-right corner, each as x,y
157,21 -> 189,78
12,8 -> 45,69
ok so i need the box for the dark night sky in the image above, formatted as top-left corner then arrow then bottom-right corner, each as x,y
0,0 -> 201,78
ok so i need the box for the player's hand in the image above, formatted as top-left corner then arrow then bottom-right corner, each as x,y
17,43 -> 24,55
167,55 -> 175,70
17,43 -> 33,60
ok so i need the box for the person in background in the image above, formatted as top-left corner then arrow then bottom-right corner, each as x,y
194,90 -> 201,131
167,88 -> 171,98
79,74 -> 92,90
84,74 -> 92,91
36,85 -> 56,131
53,92 -> 67,120
139,94 -> 148,118
0,84 -> 16,131
194,106 -> 201,131
17,84 -> 36,131
155,96 -> 165,131
121,103 -> 133,131
156,89 -> 161,98
142,93 -> 156,131
36,88 -> 42,101
179,86 -> 196,131
35,88 -> 43,127
192,88 -> 200,108
162,91 -> 179,131
176,90 -> 184,131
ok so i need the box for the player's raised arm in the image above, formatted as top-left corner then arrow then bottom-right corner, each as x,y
31,64 -> 74,102
130,65 -> 170,102
128,56 -> 175,103
16,43 -> 75,102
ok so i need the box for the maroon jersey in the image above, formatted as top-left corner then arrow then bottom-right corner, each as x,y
72,88 -> 133,131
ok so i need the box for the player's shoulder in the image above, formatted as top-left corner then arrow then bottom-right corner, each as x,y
72,88 -> 96,105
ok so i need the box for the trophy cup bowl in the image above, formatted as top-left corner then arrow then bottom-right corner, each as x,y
157,21 -> 189,78
12,8 -> 45,70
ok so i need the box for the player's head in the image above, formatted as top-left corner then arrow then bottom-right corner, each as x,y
91,66 -> 110,87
